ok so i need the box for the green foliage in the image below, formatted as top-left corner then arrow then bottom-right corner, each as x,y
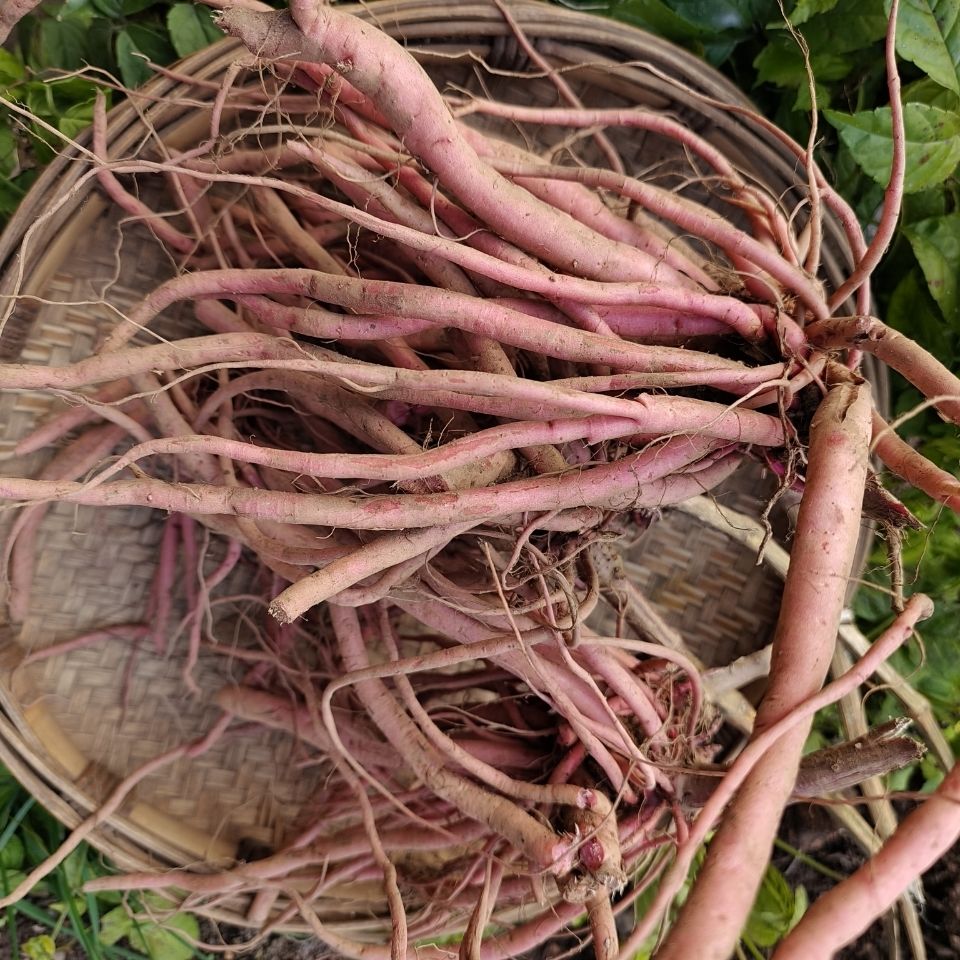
904,213 -> 960,317
893,0 -> 960,94
825,103 -> 960,192
0,766 -> 207,960
166,3 -> 220,57
22,935 -> 57,960
604,0 -> 780,64
100,896 -> 200,960
789,0 -> 841,25
0,0 -> 220,224
741,864 -> 808,950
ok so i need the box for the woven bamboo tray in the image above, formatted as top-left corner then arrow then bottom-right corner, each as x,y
0,0 -> 887,934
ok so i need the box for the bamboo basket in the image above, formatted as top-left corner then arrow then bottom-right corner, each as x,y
0,0 -> 888,936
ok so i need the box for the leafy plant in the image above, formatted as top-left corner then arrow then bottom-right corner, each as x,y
0,765 -> 206,959
0,0 -> 222,220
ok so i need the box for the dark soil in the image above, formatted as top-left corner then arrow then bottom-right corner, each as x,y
773,802 -> 960,959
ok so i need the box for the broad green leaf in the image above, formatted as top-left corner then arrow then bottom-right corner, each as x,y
887,760 -> 918,792
770,0 -> 888,53
49,895 -> 87,918
0,834 -> 24,871
756,0 -> 887,88
892,0 -> 960,95
46,74 -> 104,102
37,17 -> 88,71
83,15 -> 116,71
58,99 -> 95,139
97,905 -> 133,946
903,76 -> 960,111
60,846 -> 90,894
794,79 -> 831,111
0,870 -> 28,894
124,22 -> 176,63
142,891 -> 182,911
743,864 -> 797,947
905,214 -> 960,320
825,103 -> 960,193
789,0 -> 841,24
605,0 -> 707,43
0,49 -> 25,84
660,0 -> 777,33
920,753 -> 946,791
609,0 -> 774,63
21,935 -> 56,960
886,269 -> 952,356
167,3 -> 221,58
133,913 -> 200,960
0,171 -> 34,219
755,38 -> 851,87
903,185 -> 948,222
115,29 -> 153,88
90,0 -> 123,18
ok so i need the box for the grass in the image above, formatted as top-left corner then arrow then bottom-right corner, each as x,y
0,765 -> 208,959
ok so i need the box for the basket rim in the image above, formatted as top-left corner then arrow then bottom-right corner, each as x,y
0,0 -> 887,934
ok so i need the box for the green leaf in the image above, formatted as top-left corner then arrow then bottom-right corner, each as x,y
794,79 -> 832,111
892,0 -> 960,95
0,49 -> 26,84
83,16 -> 116,71
771,0 -> 888,53
605,0 -> 708,44
789,885 -> 809,931
60,847 -> 90,894
125,22 -> 176,62
97,906 -> 133,947
754,38 -> 851,87
0,124 -> 18,181
660,0 -> 777,33
0,170 -> 35,221
825,103 -> 960,193
790,0 -> 841,24
0,870 -> 28,895
132,913 -> 199,960
0,834 -> 24,871
903,76 -> 960,111
90,0 -> 123,18
37,17 -> 88,71
743,864 -> 797,947
166,3 -> 221,58
22,934 -> 56,960
46,74 -> 104,102
58,99 -> 95,139
887,269 -> 953,357
756,0 -> 887,89
904,213 -> 960,321
115,29 -> 152,88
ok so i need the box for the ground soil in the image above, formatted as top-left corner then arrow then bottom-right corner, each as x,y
773,802 -> 960,959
